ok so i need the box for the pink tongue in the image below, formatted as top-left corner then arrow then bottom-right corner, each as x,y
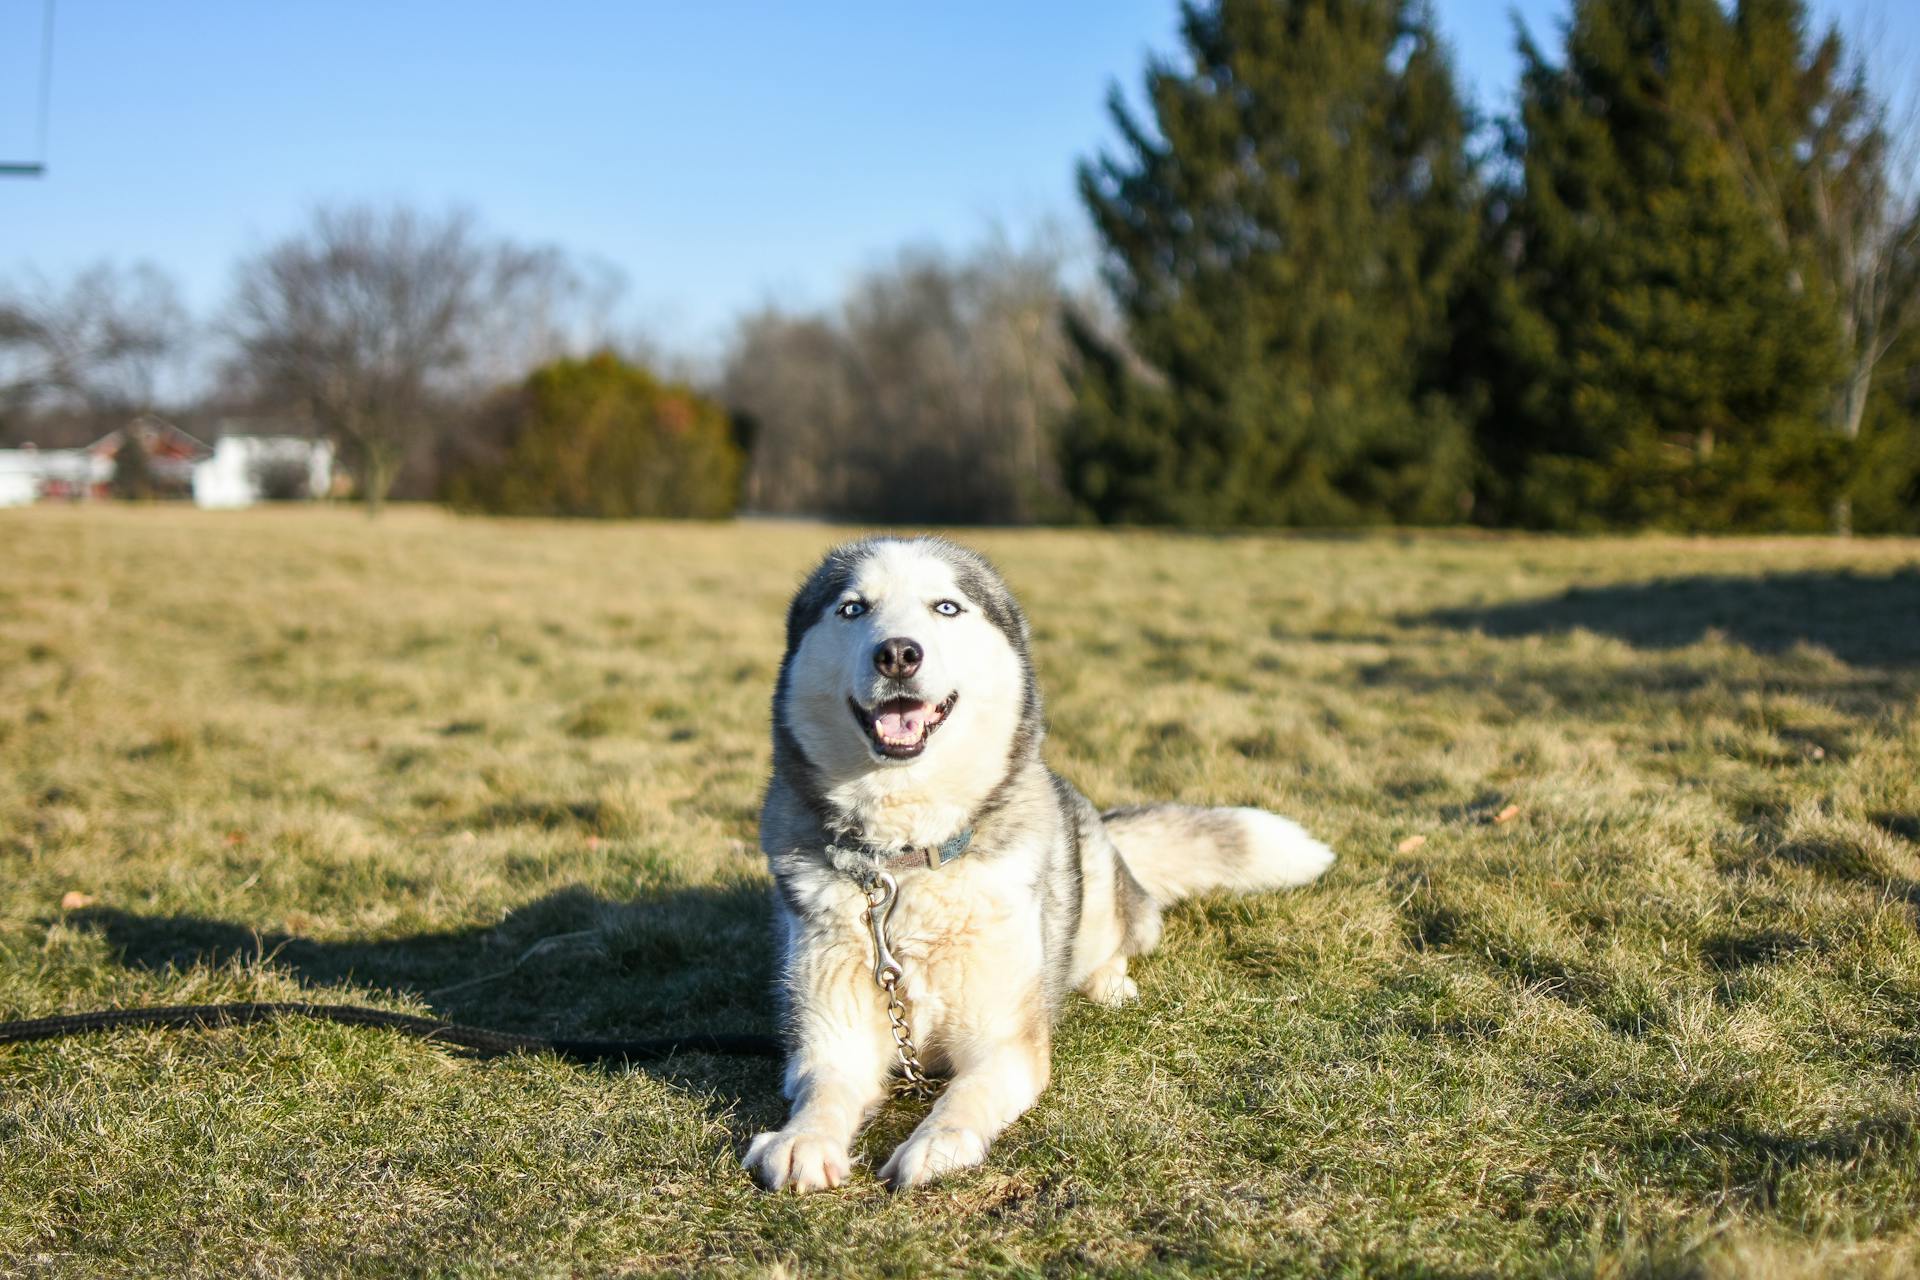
875,706 -> 927,743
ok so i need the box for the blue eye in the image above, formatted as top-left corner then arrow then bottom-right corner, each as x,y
933,600 -> 961,617
836,600 -> 867,619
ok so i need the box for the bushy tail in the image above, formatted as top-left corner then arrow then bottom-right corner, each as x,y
1102,805 -> 1335,906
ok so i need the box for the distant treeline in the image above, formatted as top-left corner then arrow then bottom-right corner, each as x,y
4,0 -> 1916,531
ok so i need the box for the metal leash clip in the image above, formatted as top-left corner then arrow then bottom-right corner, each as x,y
863,871 -> 904,985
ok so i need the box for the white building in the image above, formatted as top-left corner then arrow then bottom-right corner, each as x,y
1,420 -> 332,507
0,450 -> 40,507
0,444 -> 113,506
192,435 -> 335,508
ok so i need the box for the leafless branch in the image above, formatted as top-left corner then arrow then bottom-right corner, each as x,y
223,203 -> 623,511
0,261 -> 188,430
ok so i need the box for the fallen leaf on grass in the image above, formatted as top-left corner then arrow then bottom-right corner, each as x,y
60,891 -> 95,910
1395,835 -> 1427,853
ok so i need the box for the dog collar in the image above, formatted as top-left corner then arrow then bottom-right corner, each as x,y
830,827 -> 973,880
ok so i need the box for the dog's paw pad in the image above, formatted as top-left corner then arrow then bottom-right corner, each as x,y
879,1125 -> 988,1189
744,1130 -> 850,1193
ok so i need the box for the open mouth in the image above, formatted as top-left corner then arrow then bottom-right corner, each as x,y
848,692 -> 958,760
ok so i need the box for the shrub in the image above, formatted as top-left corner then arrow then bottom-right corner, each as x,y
443,353 -> 743,518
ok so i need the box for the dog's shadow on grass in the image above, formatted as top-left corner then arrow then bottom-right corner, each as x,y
67,883 -> 787,1122
1419,567 -> 1920,669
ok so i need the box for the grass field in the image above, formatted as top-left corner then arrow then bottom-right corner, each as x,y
4,507 -> 1920,1278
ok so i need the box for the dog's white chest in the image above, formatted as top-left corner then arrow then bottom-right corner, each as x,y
795,861 -> 1045,1065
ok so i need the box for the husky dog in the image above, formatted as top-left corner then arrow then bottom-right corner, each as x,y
745,537 -> 1335,1191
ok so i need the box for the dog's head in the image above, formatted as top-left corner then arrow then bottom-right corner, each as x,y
775,537 -> 1039,787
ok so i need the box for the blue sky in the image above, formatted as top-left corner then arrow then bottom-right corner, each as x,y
2,1 -> 1911,360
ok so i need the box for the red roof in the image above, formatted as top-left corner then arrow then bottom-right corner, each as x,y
87,416 -> 213,463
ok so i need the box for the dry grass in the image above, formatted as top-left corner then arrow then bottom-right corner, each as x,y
3,506 -> 1919,1277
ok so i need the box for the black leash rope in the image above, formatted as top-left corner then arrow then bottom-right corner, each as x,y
0,1002 -> 783,1063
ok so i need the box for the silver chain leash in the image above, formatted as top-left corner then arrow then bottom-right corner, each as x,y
861,871 -> 936,1097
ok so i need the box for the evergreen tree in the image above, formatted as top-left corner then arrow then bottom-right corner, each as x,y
1848,321 -> 1920,534
1474,0 -> 1844,530
109,429 -> 154,501
1704,0 -> 1920,531
1064,0 -> 1478,526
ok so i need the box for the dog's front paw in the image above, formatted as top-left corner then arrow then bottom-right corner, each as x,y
1082,970 -> 1139,1008
744,1129 -> 851,1193
878,1125 -> 988,1189
1079,956 -> 1139,1008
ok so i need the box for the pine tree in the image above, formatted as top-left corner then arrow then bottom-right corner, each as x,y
1474,0 -> 1844,530
1064,0 -> 1478,526
109,429 -> 154,501
1704,0 -> 1920,531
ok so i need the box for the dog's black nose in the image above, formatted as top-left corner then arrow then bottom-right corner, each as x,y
873,637 -> 923,679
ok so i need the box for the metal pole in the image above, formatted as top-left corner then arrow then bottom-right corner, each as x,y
3,0 -> 56,177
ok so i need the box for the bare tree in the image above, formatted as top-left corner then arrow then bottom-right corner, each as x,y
0,262 -> 188,438
970,225 -> 1084,510
723,228 -> 1080,523
226,204 -> 614,513
725,308 -> 858,512
467,248 -> 629,388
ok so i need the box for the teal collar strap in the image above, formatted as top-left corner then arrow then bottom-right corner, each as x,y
831,827 -> 973,880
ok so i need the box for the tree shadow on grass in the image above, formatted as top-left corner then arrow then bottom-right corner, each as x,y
1421,567 -> 1920,668
63,883 -> 787,1122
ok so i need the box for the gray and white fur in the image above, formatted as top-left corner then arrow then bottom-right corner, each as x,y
746,536 -> 1335,1191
